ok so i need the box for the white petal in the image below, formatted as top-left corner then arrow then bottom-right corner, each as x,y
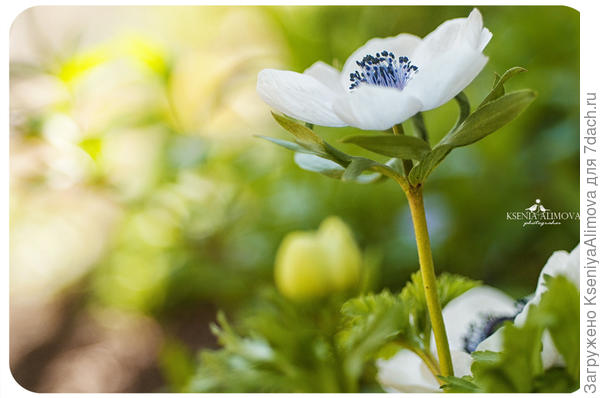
340,33 -> 422,92
436,286 -> 516,353
376,350 -> 440,393
377,349 -> 472,393
479,27 -> 493,52
452,350 -> 474,377
514,243 -> 580,326
541,330 -> 566,369
406,8 -> 491,110
304,61 -> 344,94
479,328 -> 566,370
476,326 -> 504,352
332,85 -> 422,130
407,43 -> 487,110
535,243 -> 580,293
256,69 -> 347,127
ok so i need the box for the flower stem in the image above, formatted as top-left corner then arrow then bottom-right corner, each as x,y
406,185 -> 454,378
392,124 -> 413,176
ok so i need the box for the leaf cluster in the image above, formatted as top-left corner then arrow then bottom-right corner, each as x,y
188,273 -> 480,393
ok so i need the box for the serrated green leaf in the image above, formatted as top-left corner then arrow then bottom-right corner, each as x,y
471,350 -> 501,364
399,272 -> 481,349
293,153 -> 344,179
407,144 -> 452,185
441,89 -> 536,148
479,67 -> 527,108
271,112 -> 326,154
256,135 -> 315,154
341,134 -> 431,159
439,375 -> 481,393
339,291 -> 409,383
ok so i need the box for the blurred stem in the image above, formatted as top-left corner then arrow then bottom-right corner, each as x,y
391,124 -> 413,176
397,340 -> 441,384
405,185 -> 454,378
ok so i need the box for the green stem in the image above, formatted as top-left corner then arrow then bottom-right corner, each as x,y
396,340 -> 441,383
405,185 -> 454,378
391,124 -> 413,176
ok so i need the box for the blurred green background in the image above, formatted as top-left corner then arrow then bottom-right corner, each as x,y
9,5 -> 578,392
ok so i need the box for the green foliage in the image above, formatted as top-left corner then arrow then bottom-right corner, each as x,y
340,134 -> 430,159
530,275 -> 580,380
438,375 -> 480,393
262,113 -> 408,184
479,67 -> 527,108
338,291 -> 408,387
408,68 -> 536,185
188,272 -> 481,393
443,275 -> 579,393
440,90 -> 537,148
159,339 -> 196,392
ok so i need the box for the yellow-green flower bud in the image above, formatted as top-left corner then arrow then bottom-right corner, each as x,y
274,216 -> 362,301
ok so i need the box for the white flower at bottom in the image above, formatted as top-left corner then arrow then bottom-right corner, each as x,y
377,286 -> 516,392
477,244 -> 580,368
377,244 -> 580,393
257,9 -> 491,130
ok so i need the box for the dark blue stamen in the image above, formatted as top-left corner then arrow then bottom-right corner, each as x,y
348,50 -> 418,91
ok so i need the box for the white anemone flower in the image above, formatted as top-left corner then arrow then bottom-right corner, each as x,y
376,286 -> 516,393
377,244 -> 580,393
257,9 -> 491,131
477,244 -> 580,368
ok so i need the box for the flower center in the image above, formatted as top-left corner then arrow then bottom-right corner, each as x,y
349,51 -> 418,91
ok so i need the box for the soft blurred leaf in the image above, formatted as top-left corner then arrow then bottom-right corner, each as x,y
271,112 -> 327,154
439,375 -> 480,393
293,152 -> 344,179
341,134 -> 430,159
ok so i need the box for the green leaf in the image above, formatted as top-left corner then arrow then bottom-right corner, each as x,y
468,275 -> 579,393
479,67 -> 527,108
472,322 -> 543,393
271,112 -> 326,154
471,350 -> 501,364
256,135 -> 315,154
411,112 -> 428,142
439,375 -> 481,393
441,89 -> 537,148
293,153 -> 344,179
399,272 -> 481,349
449,91 -> 471,134
339,291 -> 409,382
341,134 -> 431,159
407,144 -> 452,186
342,158 -> 377,181
531,276 -> 580,381
533,367 -> 577,393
